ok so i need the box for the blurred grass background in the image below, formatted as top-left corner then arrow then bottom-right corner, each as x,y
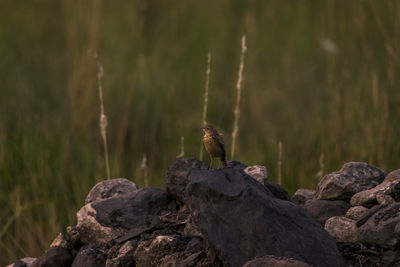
1,0 -> 400,264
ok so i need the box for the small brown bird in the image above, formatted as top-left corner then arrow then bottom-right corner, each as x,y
201,125 -> 228,169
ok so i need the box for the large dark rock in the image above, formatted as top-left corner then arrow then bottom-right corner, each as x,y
316,162 -> 386,201
165,158 -> 208,202
31,247 -> 73,267
71,245 -> 106,267
358,202 -> 400,248
243,255 -> 312,267
184,167 -> 345,267
303,199 -> 350,226
85,178 -> 138,204
76,187 -> 174,245
265,181 -> 290,201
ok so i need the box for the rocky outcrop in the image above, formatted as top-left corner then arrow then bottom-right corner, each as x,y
293,163 -> 400,266
16,159 -> 400,267
11,158 -> 346,267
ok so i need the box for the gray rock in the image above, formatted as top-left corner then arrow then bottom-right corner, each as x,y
303,199 -> 350,226
350,191 -> 378,208
316,172 -> 356,201
291,189 -> 316,206
384,169 -> 400,182
76,187 -> 172,246
340,162 -> 386,181
324,216 -> 358,242
6,258 -> 36,267
358,203 -> 400,248
31,246 -> 73,267
18,258 -> 37,267
345,206 -> 368,221
185,166 -> 345,267
316,162 -> 386,201
71,245 -> 106,267
350,180 -> 395,207
85,178 -> 138,204
244,165 -> 288,200
165,158 -> 208,202
7,261 -> 26,267
243,255 -> 312,267
244,165 -> 267,184
376,193 -> 395,205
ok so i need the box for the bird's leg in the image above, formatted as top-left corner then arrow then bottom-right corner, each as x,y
209,156 -> 213,170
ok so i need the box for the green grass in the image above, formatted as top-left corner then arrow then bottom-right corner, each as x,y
1,0 -> 400,264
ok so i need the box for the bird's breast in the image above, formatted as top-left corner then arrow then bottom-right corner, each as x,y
203,135 -> 223,157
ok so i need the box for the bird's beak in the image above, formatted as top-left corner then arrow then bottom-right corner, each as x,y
200,127 -> 204,130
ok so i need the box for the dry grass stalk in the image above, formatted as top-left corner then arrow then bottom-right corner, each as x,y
200,52 -> 211,161
177,136 -> 185,158
91,50 -> 111,180
140,154 -> 149,187
278,141 -> 282,185
315,153 -> 325,180
231,35 -> 247,159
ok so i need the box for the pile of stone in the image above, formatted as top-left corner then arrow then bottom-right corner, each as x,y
8,158 -> 346,267
292,162 -> 400,266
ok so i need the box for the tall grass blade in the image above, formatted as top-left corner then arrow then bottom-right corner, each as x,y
231,35 -> 247,159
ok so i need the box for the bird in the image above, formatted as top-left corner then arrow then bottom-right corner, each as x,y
201,125 -> 228,169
